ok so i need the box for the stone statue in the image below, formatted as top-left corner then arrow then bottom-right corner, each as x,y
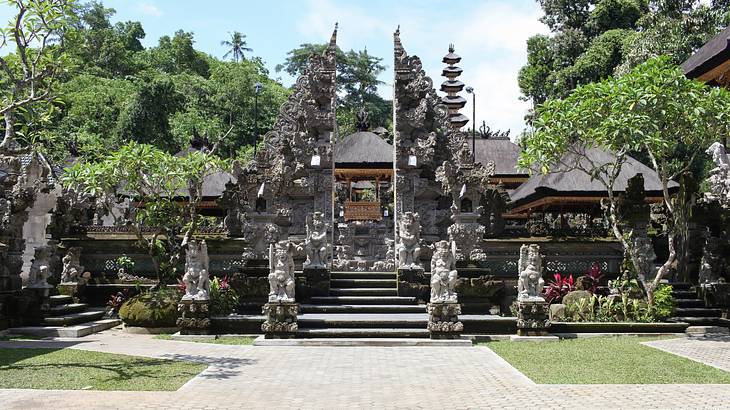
182,240 -> 211,301
268,240 -> 296,302
430,240 -> 458,303
517,244 -> 545,301
60,247 -> 84,283
397,211 -> 421,270
303,212 -> 330,269
27,246 -> 52,288
705,142 -> 730,206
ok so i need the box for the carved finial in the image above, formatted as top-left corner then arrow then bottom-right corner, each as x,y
330,22 -> 338,46
356,107 -> 370,132
448,43 -> 455,53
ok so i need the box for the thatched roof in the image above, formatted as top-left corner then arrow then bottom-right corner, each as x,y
473,138 -> 526,176
334,131 -> 393,166
510,147 -> 677,207
682,24 -> 730,80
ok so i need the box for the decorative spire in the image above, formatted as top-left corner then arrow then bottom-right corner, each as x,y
440,44 -> 468,129
329,22 -> 338,47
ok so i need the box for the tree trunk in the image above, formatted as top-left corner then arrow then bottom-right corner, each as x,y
0,109 -> 15,150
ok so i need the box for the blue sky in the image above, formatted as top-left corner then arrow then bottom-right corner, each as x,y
1,0 -> 549,135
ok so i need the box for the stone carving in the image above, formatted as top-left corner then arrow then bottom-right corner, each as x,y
426,302 -> 463,339
631,233 -> 656,281
177,299 -> 210,335
261,302 -> 299,337
303,212 -> 330,269
27,245 -> 52,288
268,240 -> 296,302
60,247 -> 84,283
181,240 -> 211,301
705,142 -> 730,207
430,240 -> 458,303
699,236 -> 724,285
397,211 -> 421,270
517,244 -> 545,301
515,300 -> 551,335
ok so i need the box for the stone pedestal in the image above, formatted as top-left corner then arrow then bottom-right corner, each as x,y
427,302 -> 463,339
516,299 -> 550,336
297,268 -> 330,301
262,302 -> 299,339
58,281 -> 86,303
177,299 -> 211,335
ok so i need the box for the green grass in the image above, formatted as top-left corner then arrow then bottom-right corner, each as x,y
483,336 -> 730,384
154,334 -> 256,345
0,348 -> 206,391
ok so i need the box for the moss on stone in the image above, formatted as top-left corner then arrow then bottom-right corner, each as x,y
119,288 -> 180,328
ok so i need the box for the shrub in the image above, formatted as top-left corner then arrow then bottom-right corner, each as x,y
648,284 -> 674,321
118,288 -> 179,328
210,276 -> 240,315
544,273 -> 574,303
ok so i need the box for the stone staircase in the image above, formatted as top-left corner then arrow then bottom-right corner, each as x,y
669,283 -> 730,328
298,271 -> 430,338
7,294 -> 120,338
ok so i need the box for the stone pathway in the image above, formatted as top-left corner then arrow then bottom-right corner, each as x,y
1,330 -> 730,409
644,336 -> 730,372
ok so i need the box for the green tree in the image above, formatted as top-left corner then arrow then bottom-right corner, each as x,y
221,31 -> 252,63
146,30 -> 210,77
519,57 -> 730,304
0,0 -> 78,151
62,142 -> 229,284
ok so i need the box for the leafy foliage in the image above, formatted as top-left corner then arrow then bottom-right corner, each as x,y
562,287 -> 674,322
544,273 -> 575,303
209,276 -> 240,315
118,288 -> 180,327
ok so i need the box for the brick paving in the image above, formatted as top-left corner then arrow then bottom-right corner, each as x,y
644,335 -> 730,372
0,330 -> 729,409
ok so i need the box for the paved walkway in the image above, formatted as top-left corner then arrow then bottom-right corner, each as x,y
644,335 -> 730,372
1,330 -> 730,409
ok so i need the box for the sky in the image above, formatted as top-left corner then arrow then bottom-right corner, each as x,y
1,0 -> 550,136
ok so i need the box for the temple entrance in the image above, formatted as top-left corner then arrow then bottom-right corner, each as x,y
331,114 -> 395,272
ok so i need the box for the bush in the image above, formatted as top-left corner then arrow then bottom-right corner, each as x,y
649,285 -> 675,321
118,288 -> 179,328
210,276 -> 240,315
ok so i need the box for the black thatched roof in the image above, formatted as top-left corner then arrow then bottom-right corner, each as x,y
334,131 -> 393,167
473,138 -> 526,176
682,24 -> 730,79
510,147 -> 677,206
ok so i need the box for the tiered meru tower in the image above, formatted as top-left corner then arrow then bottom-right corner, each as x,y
440,45 -> 469,130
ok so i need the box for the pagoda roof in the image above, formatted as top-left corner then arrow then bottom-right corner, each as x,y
334,131 -> 393,167
509,147 -> 677,209
682,24 -> 730,81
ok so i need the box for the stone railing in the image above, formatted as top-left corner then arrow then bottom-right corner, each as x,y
344,201 -> 382,221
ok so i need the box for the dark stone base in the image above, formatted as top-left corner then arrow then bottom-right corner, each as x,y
22,285 -> 52,315
262,302 -> 298,338
177,299 -> 211,335
297,268 -> 330,302
58,281 -> 87,303
427,302 -> 463,339
0,291 -> 41,328
516,299 -> 550,335
398,268 -> 429,302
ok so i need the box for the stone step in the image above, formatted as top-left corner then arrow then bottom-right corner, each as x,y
329,279 -> 397,288
669,317 -> 730,327
310,296 -> 417,305
254,336 -> 472,346
297,327 -> 430,338
43,308 -> 106,326
48,303 -> 88,317
669,282 -> 693,291
299,315 -> 427,329
8,318 -> 121,338
675,299 -> 706,308
300,304 -> 427,314
330,288 -> 397,296
331,272 -> 396,280
672,290 -> 698,299
49,295 -> 73,306
673,307 -> 723,317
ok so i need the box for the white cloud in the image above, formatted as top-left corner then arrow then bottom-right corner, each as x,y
137,2 -> 162,17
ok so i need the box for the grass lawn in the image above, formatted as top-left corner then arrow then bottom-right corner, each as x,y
0,348 -> 206,391
154,334 -> 256,345
483,336 -> 730,384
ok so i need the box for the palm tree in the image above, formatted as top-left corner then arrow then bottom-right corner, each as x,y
221,31 -> 252,62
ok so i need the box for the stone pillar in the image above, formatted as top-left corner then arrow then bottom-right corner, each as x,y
262,302 -> 299,338
427,302 -> 463,339
177,299 -> 211,335
515,299 -> 550,336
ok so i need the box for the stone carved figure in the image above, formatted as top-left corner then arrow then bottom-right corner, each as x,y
430,240 -> 458,303
517,244 -> 545,301
397,212 -> 421,270
27,246 -> 52,288
705,142 -> 730,206
60,247 -> 84,283
303,212 -> 330,269
182,240 -> 211,301
268,240 -> 296,302
699,236 -> 724,284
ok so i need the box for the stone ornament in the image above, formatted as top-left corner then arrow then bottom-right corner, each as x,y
515,300 -> 551,333
705,142 -> 730,206
261,302 -> 299,334
426,302 -> 463,338
397,211 -> 422,270
60,247 -> 84,283
517,244 -> 545,301
430,240 -> 458,303
182,240 -> 211,301
268,240 -> 296,303
303,212 -> 330,269
177,299 -> 211,335
27,245 -> 52,288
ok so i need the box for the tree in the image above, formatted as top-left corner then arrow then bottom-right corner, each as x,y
147,30 -> 210,77
62,141 -> 228,285
0,0 -> 78,151
221,31 -> 252,63
519,57 -> 730,304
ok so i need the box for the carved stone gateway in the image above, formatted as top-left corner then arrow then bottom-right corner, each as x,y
515,244 -> 550,336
